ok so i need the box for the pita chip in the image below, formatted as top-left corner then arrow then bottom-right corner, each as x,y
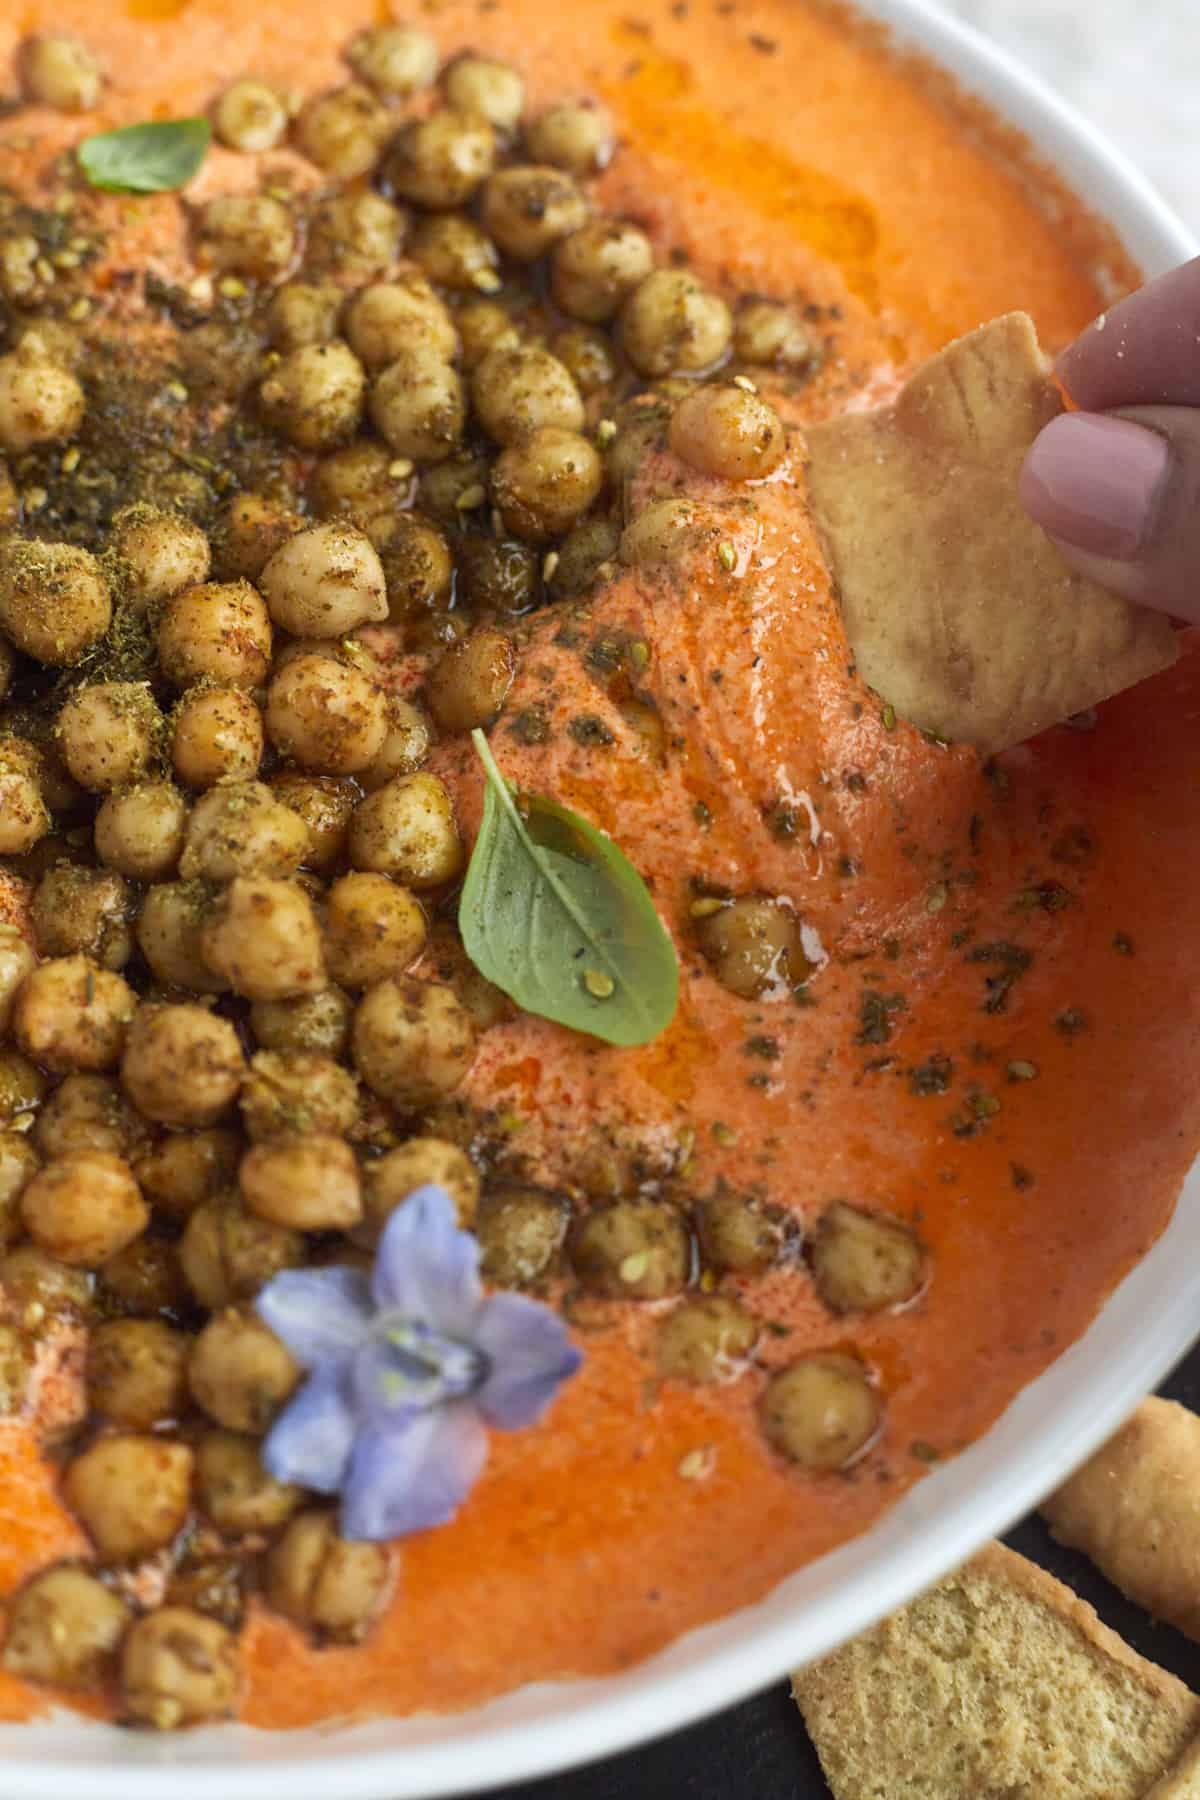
805,312 -> 1178,752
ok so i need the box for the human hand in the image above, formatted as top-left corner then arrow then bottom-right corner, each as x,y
1020,255 -> 1200,622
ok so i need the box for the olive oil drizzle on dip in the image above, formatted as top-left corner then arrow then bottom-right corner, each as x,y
0,0 -> 1193,1738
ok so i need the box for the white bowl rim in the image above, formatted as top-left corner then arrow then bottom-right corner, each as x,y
2,5 -> 1197,1795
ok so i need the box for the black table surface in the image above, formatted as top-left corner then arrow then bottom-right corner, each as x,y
489,1344 -> 1200,1800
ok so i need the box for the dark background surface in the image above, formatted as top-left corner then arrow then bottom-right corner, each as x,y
489,1347 -> 1200,1799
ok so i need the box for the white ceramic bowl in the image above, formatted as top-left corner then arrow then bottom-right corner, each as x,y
4,6 -> 1197,1794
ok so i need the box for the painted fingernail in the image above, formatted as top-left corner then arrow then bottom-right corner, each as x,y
1019,412 -> 1170,560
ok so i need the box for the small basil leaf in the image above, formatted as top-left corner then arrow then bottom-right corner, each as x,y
459,730 -> 678,1048
77,118 -> 211,194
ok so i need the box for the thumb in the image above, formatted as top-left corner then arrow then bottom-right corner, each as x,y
1019,407 -> 1200,622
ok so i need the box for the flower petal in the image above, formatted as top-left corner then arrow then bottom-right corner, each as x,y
372,1184 -> 482,1335
261,1367 -> 357,1494
473,1293 -> 583,1430
340,1403 -> 488,1540
255,1266 -> 373,1368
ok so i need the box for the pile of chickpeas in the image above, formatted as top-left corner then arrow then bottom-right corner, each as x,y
0,24 -> 924,1730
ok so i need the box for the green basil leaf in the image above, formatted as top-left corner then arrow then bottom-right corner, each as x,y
77,118 -> 211,194
459,730 -> 678,1048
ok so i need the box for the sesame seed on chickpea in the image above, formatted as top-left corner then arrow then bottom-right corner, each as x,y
347,771 -> 464,889
172,685 -> 264,788
265,653 -> 388,775
158,580 -> 273,689
259,522 -> 387,638
213,79 -> 289,154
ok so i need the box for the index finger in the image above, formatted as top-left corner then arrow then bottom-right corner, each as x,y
1057,254 -> 1200,411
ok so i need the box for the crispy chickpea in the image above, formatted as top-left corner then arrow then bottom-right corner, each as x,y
211,492 -> 301,583
180,1198 -> 303,1309
472,345 -> 583,446
348,771 -> 463,887
760,1353 -> 882,1471
369,352 -> 466,463
0,1046 -> 43,1129
197,1430 -> 303,1535
172,685 -> 263,788
0,1243 -> 90,1316
3,1566 -> 129,1690
22,33 -> 102,110
270,771 -> 356,871
0,339 -> 85,457
259,522 -> 387,640
695,1187 -> 788,1274
480,166 -> 587,262
56,682 -> 160,794
694,894 -> 808,998
240,1133 -> 362,1231
322,871 -> 426,991
267,282 -> 341,353
308,442 -> 399,544
0,739 -> 49,855
810,1201 -> 926,1314
383,108 -> 496,210
21,1150 -> 147,1266
201,877 -> 326,1002
305,190 -> 407,281
442,53 -> 524,130
550,515 -> 620,598
379,516 -> 452,624
476,1184 -> 568,1286
294,82 -> 390,180
733,299 -> 816,369
240,1049 -> 360,1141
0,924 -> 34,1035
178,779 -> 308,884
352,976 -> 477,1107
570,1199 -> 691,1299
266,1509 -> 391,1641
189,1306 -> 300,1433
88,1318 -> 190,1429
410,212 -> 500,292
28,866 -> 132,971
621,270 -> 732,377
259,340 -> 365,451
34,1074 -> 143,1161
98,1234 -> 187,1315
158,579 -> 272,689
551,218 -> 654,323
552,324 -> 619,397
121,1005 -> 244,1130
668,383 -> 787,479
361,700 -> 432,795
265,653 -> 387,776
250,986 -> 352,1059
213,78 -> 288,153
132,1126 -> 239,1221
14,956 -> 136,1073
0,539 -> 108,664
457,300 -> 520,370
121,1607 -> 238,1729
199,194 -> 295,282
94,781 -> 188,882
346,24 -> 438,96
343,277 -> 458,372
492,426 -> 604,542
137,881 -> 227,995
362,1138 -> 480,1241
0,1132 -> 37,1245
426,628 -> 516,733
525,100 -> 612,175
657,1295 -> 758,1384
109,505 -> 211,611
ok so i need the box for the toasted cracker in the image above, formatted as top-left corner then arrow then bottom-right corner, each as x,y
1044,1398 -> 1200,1645
792,1540 -> 1200,1799
805,313 -> 1178,752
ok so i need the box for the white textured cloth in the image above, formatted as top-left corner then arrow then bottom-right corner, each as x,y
937,0 -> 1199,237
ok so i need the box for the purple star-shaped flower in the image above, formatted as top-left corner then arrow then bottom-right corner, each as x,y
255,1185 -> 583,1541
